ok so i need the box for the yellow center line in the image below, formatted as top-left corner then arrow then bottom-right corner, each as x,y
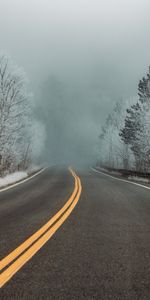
0,167 -> 77,271
0,168 -> 82,288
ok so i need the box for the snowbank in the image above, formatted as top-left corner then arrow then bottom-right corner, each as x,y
128,176 -> 150,183
0,165 -> 43,189
0,171 -> 28,189
95,167 -> 150,185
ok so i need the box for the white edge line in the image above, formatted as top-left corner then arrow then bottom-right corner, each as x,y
91,167 -> 150,190
0,168 -> 46,193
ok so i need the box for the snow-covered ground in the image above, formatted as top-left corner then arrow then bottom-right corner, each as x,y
0,166 -> 43,189
96,167 -> 150,184
128,175 -> 150,183
0,171 -> 28,189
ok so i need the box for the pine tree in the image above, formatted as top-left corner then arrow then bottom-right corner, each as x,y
138,67 -> 150,105
120,102 -> 142,170
120,66 -> 150,171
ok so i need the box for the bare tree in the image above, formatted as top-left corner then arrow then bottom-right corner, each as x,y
0,54 -> 31,174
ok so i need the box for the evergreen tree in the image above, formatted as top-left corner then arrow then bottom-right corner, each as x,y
138,67 -> 150,105
120,66 -> 150,171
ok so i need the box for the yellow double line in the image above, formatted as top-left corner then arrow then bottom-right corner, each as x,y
0,168 -> 82,288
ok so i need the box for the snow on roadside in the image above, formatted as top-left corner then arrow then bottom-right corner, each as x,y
95,167 -> 150,184
0,165 -> 43,189
128,176 -> 150,183
0,171 -> 28,188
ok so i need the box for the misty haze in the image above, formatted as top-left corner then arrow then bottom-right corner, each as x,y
1,1 -> 150,299
1,0 -> 150,167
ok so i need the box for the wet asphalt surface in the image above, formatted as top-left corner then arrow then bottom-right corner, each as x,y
0,166 -> 150,300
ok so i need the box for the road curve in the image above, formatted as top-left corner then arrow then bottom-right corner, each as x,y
1,166 -> 150,299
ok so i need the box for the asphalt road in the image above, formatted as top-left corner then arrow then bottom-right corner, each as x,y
0,166 -> 150,300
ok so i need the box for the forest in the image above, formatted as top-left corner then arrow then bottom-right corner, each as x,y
0,54 -> 44,175
99,67 -> 150,173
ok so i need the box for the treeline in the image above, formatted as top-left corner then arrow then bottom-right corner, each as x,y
0,54 -> 45,175
99,67 -> 150,172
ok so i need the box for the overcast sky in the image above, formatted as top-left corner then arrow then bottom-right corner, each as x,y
0,0 -> 150,165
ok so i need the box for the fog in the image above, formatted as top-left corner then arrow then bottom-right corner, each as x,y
1,0 -> 150,166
